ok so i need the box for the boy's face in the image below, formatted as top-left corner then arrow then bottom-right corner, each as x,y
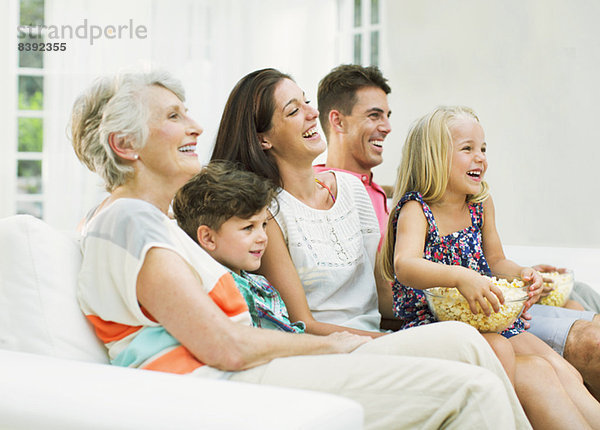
209,207 -> 269,275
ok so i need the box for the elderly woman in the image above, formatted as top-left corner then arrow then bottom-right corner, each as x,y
72,70 -> 528,429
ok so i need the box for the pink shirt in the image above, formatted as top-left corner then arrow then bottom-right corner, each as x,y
314,164 -> 389,249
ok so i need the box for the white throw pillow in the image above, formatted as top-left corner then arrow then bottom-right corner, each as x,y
0,215 -> 108,363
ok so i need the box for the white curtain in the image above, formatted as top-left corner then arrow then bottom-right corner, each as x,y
37,0 -> 337,230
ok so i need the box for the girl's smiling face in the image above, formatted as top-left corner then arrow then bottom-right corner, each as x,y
260,78 -> 325,164
447,116 -> 488,197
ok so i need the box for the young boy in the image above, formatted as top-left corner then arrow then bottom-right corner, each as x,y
172,161 -> 304,333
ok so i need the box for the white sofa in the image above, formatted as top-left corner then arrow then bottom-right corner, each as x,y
0,215 -> 364,430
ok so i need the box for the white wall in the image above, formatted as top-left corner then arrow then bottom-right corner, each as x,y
378,0 -> 600,248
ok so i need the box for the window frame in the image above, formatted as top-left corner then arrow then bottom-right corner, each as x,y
16,68 -> 46,218
2,0 -> 48,220
1,0 -> 19,217
336,0 -> 383,66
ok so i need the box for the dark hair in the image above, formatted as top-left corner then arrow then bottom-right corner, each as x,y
317,64 -> 391,139
211,68 -> 293,188
172,160 -> 279,243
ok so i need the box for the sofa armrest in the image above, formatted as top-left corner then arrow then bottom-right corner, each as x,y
0,350 -> 363,430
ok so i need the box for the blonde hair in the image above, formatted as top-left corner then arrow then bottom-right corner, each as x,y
380,105 -> 490,281
70,70 -> 185,192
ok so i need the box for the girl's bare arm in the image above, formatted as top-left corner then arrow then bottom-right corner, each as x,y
394,200 -> 502,315
481,195 -> 543,302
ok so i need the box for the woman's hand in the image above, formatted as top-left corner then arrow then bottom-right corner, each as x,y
455,268 -> 504,316
520,267 -> 543,309
325,331 -> 372,353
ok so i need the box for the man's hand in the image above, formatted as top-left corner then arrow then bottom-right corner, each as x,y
532,263 -> 568,274
519,309 -> 532,329
531,263 -> 570,298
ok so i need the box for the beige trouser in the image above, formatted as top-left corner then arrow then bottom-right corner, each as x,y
229,322 -> 531,430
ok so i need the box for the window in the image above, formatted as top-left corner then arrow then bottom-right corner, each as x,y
16,0 -> 45,219
337,0 -> 382,66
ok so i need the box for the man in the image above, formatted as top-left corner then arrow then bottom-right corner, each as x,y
316,64 -> 600,400
315,64 -> 396,331
314,64 -> 391,247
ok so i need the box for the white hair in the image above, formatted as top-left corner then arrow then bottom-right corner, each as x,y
70,70 -> 186,191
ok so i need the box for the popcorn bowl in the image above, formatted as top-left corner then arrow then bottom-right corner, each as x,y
423,276 -> 530,333
538,270 -> 574,307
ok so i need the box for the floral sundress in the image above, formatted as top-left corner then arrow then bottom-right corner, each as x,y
391,191 -> 524,338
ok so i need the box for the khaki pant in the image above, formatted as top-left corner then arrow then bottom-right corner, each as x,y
230,322 -> 531,430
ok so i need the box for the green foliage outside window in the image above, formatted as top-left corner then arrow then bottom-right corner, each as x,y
354,0 -> 362,27
16,0 -> 45,217
371,0 -> 379,24
20,0 -> 44,26
18,79 -> 43,110
17,160 -> 43,194
19,34 -> 44,68
17,160 -> 42,178
18,117 -> 43,152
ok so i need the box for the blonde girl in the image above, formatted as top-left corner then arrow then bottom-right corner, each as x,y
380,105 -> 600,429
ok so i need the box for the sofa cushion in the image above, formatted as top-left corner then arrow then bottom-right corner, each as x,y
0,215 -> 108,363
0,349 -> 364,430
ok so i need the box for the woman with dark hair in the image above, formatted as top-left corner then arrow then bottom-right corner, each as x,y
210,68 -> 530,428
212,69 -> 291,187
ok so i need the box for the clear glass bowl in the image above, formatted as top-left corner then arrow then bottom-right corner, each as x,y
538,269 -> 574,307
423,275 -> 529,333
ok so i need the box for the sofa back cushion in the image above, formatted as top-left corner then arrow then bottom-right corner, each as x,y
0,215 -> 108,363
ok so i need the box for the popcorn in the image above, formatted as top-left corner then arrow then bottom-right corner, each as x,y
538,271 -> 574,307
425,277 -> 528,333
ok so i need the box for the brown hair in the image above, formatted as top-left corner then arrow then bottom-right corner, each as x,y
173,160 -> 279,243
210,68 -> 293,188
317,64 -> 391,139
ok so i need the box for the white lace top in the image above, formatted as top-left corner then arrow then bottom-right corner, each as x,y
272,171 -> 382,331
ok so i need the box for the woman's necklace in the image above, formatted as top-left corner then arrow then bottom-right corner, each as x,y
314,178 -> 336,203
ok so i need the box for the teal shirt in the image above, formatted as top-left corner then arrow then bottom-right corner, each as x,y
230,270 -> 305,333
